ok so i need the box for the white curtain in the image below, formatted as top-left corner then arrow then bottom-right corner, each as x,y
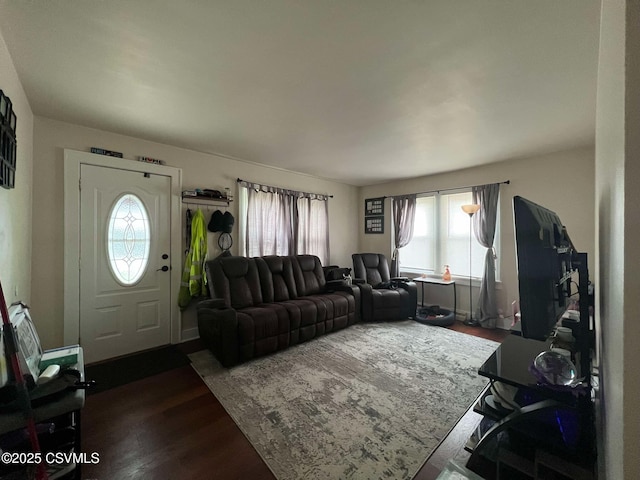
245,188 -> 293,257
295,196 -> 330,264
240,180 -> 330,262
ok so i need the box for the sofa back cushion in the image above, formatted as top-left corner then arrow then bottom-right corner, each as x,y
292,255 -> 326,296
352,253 -> 390,286
206,256 -> 263,309
257,256 -> 298,302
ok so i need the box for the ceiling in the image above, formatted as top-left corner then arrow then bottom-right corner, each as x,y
0,1 -> 601,186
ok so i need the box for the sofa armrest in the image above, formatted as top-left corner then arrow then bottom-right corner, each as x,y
197,303 -> 240,367
353,283 -> 373,321
391,276 -> 410,282
352,277 -> 367,285
393,280 -> 417,318
326,279 -> 347,289
197,297 -> 226,309
395,279 -> 417,291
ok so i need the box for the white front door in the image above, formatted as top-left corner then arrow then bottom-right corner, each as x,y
79,164 -> 172,364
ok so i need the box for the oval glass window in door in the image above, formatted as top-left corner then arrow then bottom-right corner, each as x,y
106,193 -> 151,285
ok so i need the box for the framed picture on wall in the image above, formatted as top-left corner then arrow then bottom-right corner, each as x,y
364,215 -> 384,234
364,197 -> 384,216
0,91 -> 8,124
0,89 -> 17,189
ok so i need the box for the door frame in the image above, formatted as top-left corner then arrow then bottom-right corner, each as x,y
63,149 -> 183,347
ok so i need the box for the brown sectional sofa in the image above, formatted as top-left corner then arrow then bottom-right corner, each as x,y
197,254 -> 360,367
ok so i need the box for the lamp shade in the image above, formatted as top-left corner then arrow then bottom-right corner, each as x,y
461,204 -> 481,215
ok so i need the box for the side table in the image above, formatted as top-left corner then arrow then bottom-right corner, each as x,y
413,277 -> 456,316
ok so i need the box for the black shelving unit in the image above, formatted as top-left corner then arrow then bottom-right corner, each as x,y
465,337 -> 596,480
0,349 -> 86,480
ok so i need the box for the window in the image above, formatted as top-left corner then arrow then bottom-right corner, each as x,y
400,191 -> 500,280
295,196 -> 330,264
106,193 -> 151,285
245,188 -> 293,257
239,183 -> 330,264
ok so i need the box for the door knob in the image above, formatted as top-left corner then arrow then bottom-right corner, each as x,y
157,266 -> 169,272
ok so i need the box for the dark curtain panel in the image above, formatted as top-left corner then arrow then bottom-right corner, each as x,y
472,183 -> 500,328
390,194 -> 417,277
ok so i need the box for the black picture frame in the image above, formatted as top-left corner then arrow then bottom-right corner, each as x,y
0,89 -> 17,189
364,197 -> 384,216
0,90 -> 6,123
364,215 -> 384,234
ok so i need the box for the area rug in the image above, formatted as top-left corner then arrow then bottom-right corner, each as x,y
189,321 -> 498,480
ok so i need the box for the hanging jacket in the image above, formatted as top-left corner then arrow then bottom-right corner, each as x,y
178,209 -> 208,309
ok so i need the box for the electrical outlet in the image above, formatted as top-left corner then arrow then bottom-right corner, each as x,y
14,284 -> 18,297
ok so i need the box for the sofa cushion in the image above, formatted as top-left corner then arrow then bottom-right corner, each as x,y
352,253 -> 391,286
257,256 -> 298,302
278,299 -> 319,343
371,288 -> 405,308
237,305 -> 291,360
301,292 -> 354,334
327,291 -> 355,330
207,256 -> 263,309
292,255 -> 326,296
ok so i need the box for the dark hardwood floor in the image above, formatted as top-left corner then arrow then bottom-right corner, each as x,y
81,322 -> 508,480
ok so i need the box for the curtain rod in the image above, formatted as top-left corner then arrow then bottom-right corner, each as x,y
236,178 -> 333,198
385,180 -> 510,198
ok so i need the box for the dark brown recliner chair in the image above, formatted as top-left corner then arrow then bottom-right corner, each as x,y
352,253 -> 417,321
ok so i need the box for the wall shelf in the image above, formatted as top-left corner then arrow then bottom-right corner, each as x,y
181,194 -> 232,207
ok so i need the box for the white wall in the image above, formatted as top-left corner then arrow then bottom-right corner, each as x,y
595,0 -> 640,478
0,30 -> 33,308
358,147 -> 595,322
32,116 -> 358,348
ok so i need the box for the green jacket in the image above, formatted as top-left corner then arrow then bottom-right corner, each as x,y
178,209 -> 208,309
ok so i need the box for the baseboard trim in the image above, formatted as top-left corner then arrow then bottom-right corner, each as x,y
181,327 -> 200,342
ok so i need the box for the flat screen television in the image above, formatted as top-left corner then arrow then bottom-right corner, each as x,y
513,196 -> 575,341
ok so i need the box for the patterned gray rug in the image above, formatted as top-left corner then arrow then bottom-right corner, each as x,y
189,320 -> 498,480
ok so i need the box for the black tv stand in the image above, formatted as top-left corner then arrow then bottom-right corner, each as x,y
571,251 -> 593,386
465,334 -> 596,479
